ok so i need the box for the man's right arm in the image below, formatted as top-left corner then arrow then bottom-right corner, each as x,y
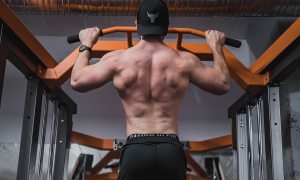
188,30 -> 231,95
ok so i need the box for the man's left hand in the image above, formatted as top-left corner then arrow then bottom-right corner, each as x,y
79,27 -> 101,47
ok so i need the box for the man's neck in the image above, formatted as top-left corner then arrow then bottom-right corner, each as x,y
137,37 -> 164,49
141,36 -> 163,43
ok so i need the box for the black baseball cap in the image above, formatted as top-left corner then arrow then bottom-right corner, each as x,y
137,0 -> 169,36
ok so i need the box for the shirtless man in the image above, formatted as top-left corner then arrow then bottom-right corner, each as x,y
71,0 -> 230,179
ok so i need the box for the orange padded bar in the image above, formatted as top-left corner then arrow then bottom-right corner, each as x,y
71,131 -> 232,152
189,135 -> 232,152
222,48 -> 269,90
250,18 -> 300,74
101,26 -> 205,38
71,131 -> 114,151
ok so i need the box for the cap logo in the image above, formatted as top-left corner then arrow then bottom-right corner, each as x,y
147,12 -> 159,23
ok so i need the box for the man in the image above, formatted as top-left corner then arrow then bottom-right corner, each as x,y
71,0 -> 230,179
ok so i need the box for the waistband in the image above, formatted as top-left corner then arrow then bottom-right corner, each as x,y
125,133 -> 180,145
127,133 -> 179,140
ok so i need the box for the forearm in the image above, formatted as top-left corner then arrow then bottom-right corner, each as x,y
212,46 -> 230,82
71,51 -> 90,82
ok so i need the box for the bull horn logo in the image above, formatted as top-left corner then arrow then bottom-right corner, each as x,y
147,12 -> 159,23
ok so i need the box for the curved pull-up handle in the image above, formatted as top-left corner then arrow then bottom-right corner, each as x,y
224,37 -> 241,48
67,27 -> 241,48
67,29 -> 104,44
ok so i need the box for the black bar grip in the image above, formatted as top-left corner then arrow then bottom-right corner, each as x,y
67,34 -> 80,44
67,30 -> 103,44
224,37 -> 241,48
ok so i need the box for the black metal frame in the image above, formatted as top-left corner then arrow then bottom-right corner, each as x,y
72,154 -> 94,180
17,78 -> 44,180
0,17 -> 77,180
229,32 -> 300,180
205,158 -> 223,180
0,21 -> 7,107
53,105 -> 73,180
0,45 -> 6,107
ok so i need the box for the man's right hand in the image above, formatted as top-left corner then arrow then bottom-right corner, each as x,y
79,27 -> 101,48
205,30 -> 225,50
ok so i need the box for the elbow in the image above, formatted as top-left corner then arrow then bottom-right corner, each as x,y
222,82 -> 231,94
216,82 -> 231,95
70,79 -> 81,92
70,78 -> 87,93
212,78 -> 231,95
218,75 -> 231,95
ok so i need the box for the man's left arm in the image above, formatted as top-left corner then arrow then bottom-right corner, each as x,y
70,27 -> 118,92
71,50 -> 119,92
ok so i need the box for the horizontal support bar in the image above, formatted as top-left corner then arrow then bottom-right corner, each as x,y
71,131 -> 114,151
189,135 -> 232,152
71,131 -> 232,152
39,40 -> 268,90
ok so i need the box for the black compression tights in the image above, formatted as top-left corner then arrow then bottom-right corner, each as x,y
118,134 -> 187,180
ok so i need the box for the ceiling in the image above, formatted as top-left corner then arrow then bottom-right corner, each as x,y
5,0 -> 300,16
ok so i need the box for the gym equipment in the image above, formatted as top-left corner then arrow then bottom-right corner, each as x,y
67,27 -> 242,48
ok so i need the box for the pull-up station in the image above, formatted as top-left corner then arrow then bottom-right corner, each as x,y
37,26 -> 270,91
1,0 -> 300,179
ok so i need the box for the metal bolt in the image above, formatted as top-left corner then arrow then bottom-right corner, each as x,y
61,119 -> 64,123
59,140 -> 63,144
241,145 -> 245,149
240,123 -> 244,127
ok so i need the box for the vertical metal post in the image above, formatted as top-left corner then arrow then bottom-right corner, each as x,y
53,105 -> 72,180
232,115 -> 238,180
248,101 -> 263,180
36,92 -> 49,180
64,108 -> 73,180
257,98 -> 267,180
236,112 -> 249,180
47,101 -> 59,180
263,86 -> 284,180
17,78 -> 43,180
0,23 -> 7,107
246,105 -> 255,180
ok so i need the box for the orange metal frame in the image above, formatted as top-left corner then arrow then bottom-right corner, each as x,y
4,1 -> 299,92
37,26 -> 270,91
1,0 -> 299,91
36,15 -> 300,90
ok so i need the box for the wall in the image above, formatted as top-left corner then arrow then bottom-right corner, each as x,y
246,17 -> 297,63
280,68 -> 300,180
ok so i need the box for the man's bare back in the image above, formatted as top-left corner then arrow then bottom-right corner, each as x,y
112,40 -> 191,135
71,32 -> 230,137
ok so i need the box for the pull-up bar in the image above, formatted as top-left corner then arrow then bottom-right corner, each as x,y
67,26 -> 242,48
38,26 -> 267,90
